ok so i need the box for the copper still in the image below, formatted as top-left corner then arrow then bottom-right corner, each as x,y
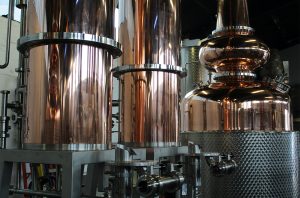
18,0 -> 122,150
182,0 -> 292,132
114,0 -> 182,147
180,0 -> 298,197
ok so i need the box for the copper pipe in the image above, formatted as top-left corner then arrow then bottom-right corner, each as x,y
216,0 -> 250,31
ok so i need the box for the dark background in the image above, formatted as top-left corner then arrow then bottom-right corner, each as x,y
182,0 -> 300,50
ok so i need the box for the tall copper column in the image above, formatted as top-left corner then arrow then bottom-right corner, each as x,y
18,0 -> 121,150
114,0 -> 182,147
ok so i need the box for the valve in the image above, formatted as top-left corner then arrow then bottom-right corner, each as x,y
205,153 -> 237,176
136,172 -> 184,197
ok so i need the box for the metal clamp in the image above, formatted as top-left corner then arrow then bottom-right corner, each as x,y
18,32 -> 122,58
214,71 -> 256,82
264,74 -> 291,93
274,82 -> 290,93
212,26 -> 255,36
215,71 -> 256,78
112,64 -> 187,78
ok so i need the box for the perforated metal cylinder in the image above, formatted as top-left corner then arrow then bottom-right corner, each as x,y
181,131 -> 300,198
181,43 -> 215,96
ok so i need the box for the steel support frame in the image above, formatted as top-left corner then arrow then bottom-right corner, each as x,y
0,149 -> 115,198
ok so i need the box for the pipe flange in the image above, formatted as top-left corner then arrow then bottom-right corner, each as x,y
212,26 -> 255,36
18,32 -> 122,58
112,64 -> 186,78
214,71 -> 256,82
215,71 -> 256,78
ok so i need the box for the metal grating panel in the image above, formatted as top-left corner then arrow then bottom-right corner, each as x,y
181,132 -> 300,198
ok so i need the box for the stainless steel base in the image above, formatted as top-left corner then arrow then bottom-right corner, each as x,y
110,146 -> 189,198
181,131 -> 300,198
0,149 -> 115,198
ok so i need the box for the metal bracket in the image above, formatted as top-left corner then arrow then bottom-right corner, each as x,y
0,149 -> 115,198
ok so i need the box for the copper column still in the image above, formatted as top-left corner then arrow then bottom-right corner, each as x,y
113,0 -> 182,147
182,0 -> 292,132
18,0 -> 122,150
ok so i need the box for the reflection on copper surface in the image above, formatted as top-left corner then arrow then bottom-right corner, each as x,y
23,0 -> 115,148
199,34 -> 270,73
116,0 -> 181,66
24,44 -> 112,146
120,70 -> 180,147
26,0 -> 115,37
115,0 -> 181,147
216,0 -> 250,31
182,83 -> 292,132
183,0 -> 292,133
199,0 -> 270,73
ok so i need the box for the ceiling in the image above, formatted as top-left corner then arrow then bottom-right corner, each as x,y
182,0 -> 300,50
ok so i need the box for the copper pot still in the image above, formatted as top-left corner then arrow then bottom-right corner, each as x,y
115,0 -> 181,147
181,0 -> 292,132
181,1 -> 297,197
22,0 -> 118,150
